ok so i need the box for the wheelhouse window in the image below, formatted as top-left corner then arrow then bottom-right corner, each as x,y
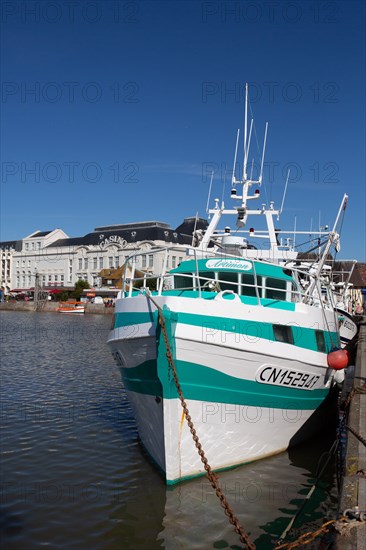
240,273 -> 257,297
198,271 -> 215,288
216,271 -> 238,292
265,278 -> 287,301
273,324 -> 294,345
174,274 -> 194,290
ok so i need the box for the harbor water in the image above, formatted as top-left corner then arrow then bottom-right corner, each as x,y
1,311 -> 339,549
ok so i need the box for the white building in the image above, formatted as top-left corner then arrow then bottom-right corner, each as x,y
3,218 -> 207,294
0,240 -> 19,296
12,229 -> 69,290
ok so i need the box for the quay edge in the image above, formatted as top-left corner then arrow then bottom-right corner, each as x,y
336,320 -> 366,549
0,302 -> 113,314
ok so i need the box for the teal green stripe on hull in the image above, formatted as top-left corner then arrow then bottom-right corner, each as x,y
114,310 -> 338,353
120,359 -> 328,410
120,359 -> 163,396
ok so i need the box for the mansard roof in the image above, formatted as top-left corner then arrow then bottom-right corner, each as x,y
30,230 -> 53,238
0,240 -> 22,251
47,218 -> 207,249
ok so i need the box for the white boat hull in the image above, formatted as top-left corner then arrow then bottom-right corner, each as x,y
336,307 -> 357,346
108,294 -> 338,484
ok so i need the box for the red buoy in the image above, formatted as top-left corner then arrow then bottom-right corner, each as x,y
327,348 -> 349,370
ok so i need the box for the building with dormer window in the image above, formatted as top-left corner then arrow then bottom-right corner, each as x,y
2,218 -> 208,295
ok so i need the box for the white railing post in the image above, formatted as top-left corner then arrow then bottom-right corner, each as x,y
194,249 -> 201,298
158,248 -> 168,296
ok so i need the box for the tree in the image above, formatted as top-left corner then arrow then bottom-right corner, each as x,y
72,279 -> 90,300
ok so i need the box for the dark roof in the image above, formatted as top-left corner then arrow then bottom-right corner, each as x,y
351,262 -> 366,287
94,221 -> 171,231
175,217 -> 208,236
47,219 -> 203,249
31,231 -> 53,238
0,240 -> 22,251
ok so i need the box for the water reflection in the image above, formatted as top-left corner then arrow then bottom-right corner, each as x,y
0,312 -> 337,549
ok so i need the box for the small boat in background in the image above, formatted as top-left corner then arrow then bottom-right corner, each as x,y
57,301 -> 85,314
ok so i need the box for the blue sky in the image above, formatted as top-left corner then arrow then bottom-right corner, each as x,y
1,0 -> 365,260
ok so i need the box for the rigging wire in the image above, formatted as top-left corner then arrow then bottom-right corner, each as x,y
248,100 -> 269,206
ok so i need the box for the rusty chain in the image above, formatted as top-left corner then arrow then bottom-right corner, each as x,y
147,293 -> 365,550
342,381 -> 366,449
274,517 -> 346,549
346,424 -> 366,447
341,381 -> 366,410
275,511 -> 366,550
147,294 -> 255,550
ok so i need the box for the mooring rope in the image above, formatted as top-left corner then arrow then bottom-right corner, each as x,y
145,291 -> 255,550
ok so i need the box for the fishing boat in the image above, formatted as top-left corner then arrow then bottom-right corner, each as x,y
107,86 -> 347,484
332,263 -> 358,346
57,301 -> 85,314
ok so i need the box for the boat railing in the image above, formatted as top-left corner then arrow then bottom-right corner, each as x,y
121,246 -> 315,305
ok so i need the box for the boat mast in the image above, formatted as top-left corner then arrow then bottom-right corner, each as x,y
304,194 -> 348,300
243,83 -> 248,181
199,83 -> 280,254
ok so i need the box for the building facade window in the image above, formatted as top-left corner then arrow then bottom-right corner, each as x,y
109,257 -> 113,268
99,257 -> 104,269
148,254 -> 153,268
93,257 -> 98,269
78,258 -> 82,270
84,258 -> 88,270
142,255 -> 146,268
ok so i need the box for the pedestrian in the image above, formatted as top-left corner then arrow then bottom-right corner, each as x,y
355,303 -> 363,315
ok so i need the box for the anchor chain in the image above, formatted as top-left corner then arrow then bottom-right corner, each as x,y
275,510 -> 366,549
341,381 -> 366,410
342,381 -> 366,454
346,424 -> 366,447
147,293 -> 255,550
